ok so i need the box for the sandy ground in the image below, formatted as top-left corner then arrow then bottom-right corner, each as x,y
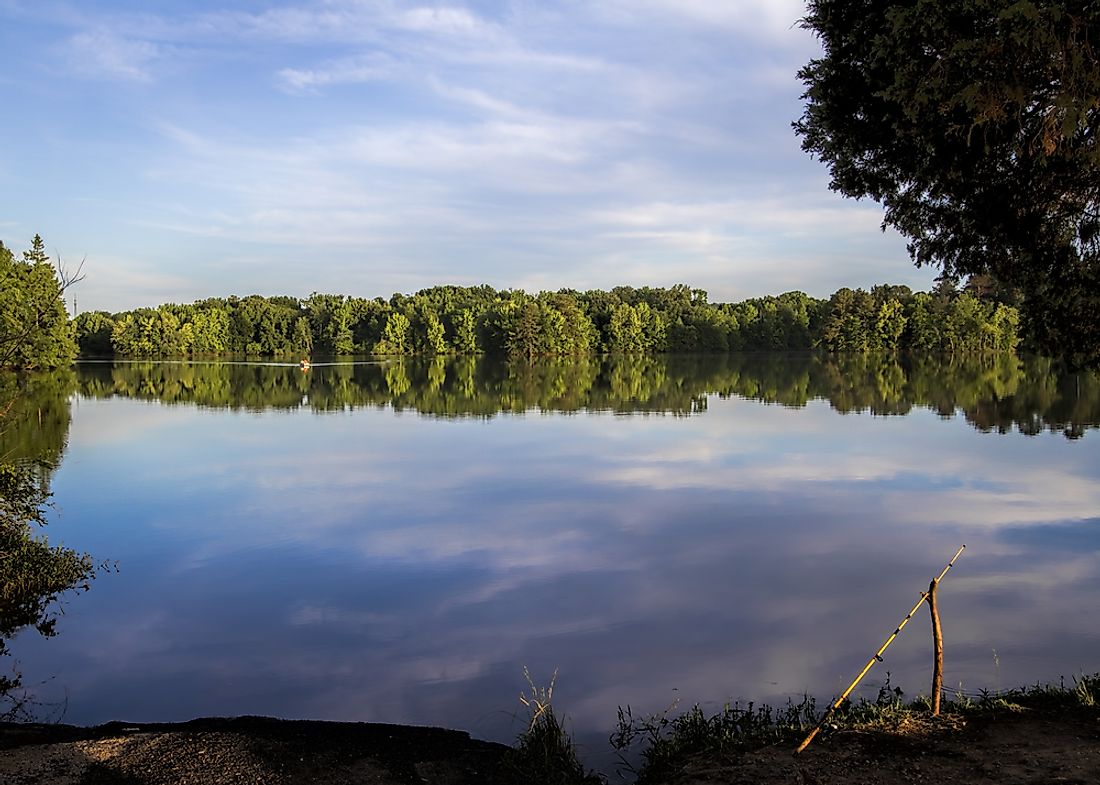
0,717 -> 511,785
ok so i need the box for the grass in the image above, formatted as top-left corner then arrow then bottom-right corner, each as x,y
610,695 -> 819,783
607,672 -> 1100,784
503,668 -> 1100,784
502,667 -> 603,785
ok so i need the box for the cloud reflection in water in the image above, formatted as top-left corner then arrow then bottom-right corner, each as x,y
19,367 -> 1100,764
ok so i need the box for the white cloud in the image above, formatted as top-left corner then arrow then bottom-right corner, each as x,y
394,5 -> 497,38
595,0 -> 809,41
64,27 -> 159,82
209,3 -> 383,43
591,198 -> 886,238
201,0 -> 503,46
5,0 -> 925,304
277,52 -> 396,92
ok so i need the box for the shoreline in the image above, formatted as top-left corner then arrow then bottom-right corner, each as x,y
0,715 -> 512,784
2,697 -> 1099,784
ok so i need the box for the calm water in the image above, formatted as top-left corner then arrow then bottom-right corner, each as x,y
8,354 -> 1100,765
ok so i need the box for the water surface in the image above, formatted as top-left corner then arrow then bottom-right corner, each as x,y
9,354 -> 1100,764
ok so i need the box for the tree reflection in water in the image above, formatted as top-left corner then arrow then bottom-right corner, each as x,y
74,353 -> 1100,438
0,371 -> 98,719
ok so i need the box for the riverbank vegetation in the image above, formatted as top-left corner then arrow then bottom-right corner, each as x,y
508,673 -> 1100,784
606,673 -> 1100,784
501,669 -> 602,785
75,282 -> 1022,360
1,679 -> 1097,784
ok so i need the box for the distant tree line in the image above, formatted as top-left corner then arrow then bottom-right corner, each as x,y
74,282 -> 1021,360
0,233 -> 1026,369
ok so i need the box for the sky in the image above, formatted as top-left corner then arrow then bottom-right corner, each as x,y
0,0 -> 939,313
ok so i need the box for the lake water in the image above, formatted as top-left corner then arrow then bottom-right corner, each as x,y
7,354 -> 1100,766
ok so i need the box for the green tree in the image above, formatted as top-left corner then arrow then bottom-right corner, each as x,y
503,298 -> 542,358
904,293 -> 943,352
306,294 -> 355,355
190,307 -> 231,355
414,308 -> 447,355
21,234 -> 49,266
291,317 -> 313,355
875,298 -> 907,352
0,238 -> 77,370
820,288 -> 875,352
452,308 -> 479,354
607,303 -> 645,353
375,312 -> 412,355
796,0 -> 1100,366
73,311 -> 116,356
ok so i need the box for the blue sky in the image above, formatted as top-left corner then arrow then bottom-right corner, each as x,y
0,0 -> 939,312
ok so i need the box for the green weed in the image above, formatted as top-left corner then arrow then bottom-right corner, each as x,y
611,695 -> 818,783
611,673 -> 1100,783
502,667 -> 602,785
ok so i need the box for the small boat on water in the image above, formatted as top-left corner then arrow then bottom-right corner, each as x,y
299,358 -> 311,371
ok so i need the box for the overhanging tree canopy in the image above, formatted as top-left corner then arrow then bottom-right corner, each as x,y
795,0 -> 1100,366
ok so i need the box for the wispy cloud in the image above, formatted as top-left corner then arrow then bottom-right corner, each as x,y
2,0 -> 932,309
191,0 -> 505,46
393,4 -> 499,38
277,52 -> 397,92
595,0 -> 809,41
74,255 -> 203,312
590,198 -> 887,238
63,27 -> 159,82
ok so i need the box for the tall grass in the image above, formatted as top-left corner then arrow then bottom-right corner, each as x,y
502,667 -> 602,785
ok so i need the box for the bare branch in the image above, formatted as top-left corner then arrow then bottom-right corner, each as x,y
54,252 -> 86,292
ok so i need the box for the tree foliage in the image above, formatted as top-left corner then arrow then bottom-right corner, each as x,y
80,283 -> 1022,360
795,0 -> 1100,366
0,236 -> 77,370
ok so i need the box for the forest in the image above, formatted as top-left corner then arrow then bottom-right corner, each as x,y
73,282 -> 1021,361
0,233 -> 1025,368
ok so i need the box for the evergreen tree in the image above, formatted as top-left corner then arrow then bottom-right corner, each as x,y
0,238 -> 77,370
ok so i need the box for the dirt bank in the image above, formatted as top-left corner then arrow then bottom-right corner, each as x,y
654,705 -> 1100,785
0,716 -> 511,785
1,705 -> 1098,784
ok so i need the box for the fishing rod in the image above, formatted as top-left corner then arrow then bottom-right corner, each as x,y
795,544 -> 966,754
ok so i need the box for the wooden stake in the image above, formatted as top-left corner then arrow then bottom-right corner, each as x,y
794,545 -> 965,754
928,578 -> 943,716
